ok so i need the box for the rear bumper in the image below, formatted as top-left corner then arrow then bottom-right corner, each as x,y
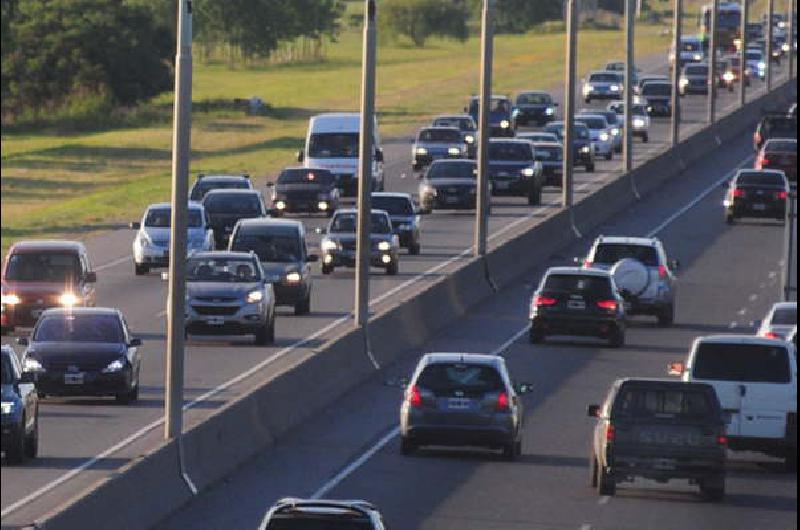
610,453 -> 726,481
422,193 -> 477,211
531,315 -> 622,338
404,424 -> 515,447
727,201 -> 786,219
489,178 -> 529,196
187,320 -> 265,335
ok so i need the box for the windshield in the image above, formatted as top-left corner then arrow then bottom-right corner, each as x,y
372,196 -> 414,216
1,354 -> 14,385
765,140 -> 797,152
417,363 -> 504,398
517,93 -> 551,105
762,119 -> 798,138
278,169 -> 335,186
693,343 -> 790,383
576,117 -> 607,130
330,213 -> 391,234
543,274 -> 613,297
308,133 -> 359,159
747,51 -> 763,61
593,244 -> 659,267
771,307 -> 797,326
426,161 -> 477,180
203,193 -> 262,215
34,314 -> 124,343
686,66 -> 708,76
187,257 -> 260,282
614,386 -> 716,419
469,98 -> 511,114
418,129 -> 462,143
589,73 -> 622,83
190,179 -> 249,201
535,146 -> 562,161
433,118 -> 474,131
737,172 -> 785,186
682,40 -> 702,52
144,208 -> 203,228
230,231 -> 301,264
489,143 -> 532,161
5,253 -> 80,283
642,83 -> 671,96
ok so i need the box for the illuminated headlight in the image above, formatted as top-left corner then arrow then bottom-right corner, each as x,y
285,272 -> 302,283
378,241 -> 392,251
521,168 -> 536,177
324,254 -> 334,264
318,201 -> 329,211
102,358 -> 126,374
1,293 -> 21,305
421,185 -> 437,197
584,85 -> 594,94
24,358 -> 44,373
415,147 -> 428,155
321,240 -> 339,252
138,231 -> 153,247
633,118 -> 646,129
448,147 -> 462,156
610,85 -> 621,92
580,146 -> 592,154
599,133 -> 610,142
783,43 -> 791,52
59,293 -> 80,306
723,72 -> 735,82
759,61 -> 767,70
1,401 -> 14,415
611,128 -> 620,137
546,107 -> 555,116
500,120 -> 510,129
381,254 -> 392,264
246,290 -> 263,304
680,78 -> 689,87
464,135 -> 475,144
275,201 -> 287,211
693,53 -> 703,61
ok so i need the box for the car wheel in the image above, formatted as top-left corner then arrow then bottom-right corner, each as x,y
115,385 -> 137,405
409,243 -> 421,256
527,187 -> 541,206
322,263 -> 334,275
24,413 -> 39,459
134,263 -> 149,276
529,326 -> 545,344
784,448 -> 797,472
294,294 -> 311,316
597,463 -> 616,496
585,97 -> 592,104
6,419 -> 26,464
387,261 -> 399,276
400,437 -> 417,456
590,452 -> 599,488
608,326 -> 625,348
700,476 -> 726,502
657,305 -> 675,327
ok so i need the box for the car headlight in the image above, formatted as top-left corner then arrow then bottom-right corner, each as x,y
521,168 -> 536,177
680,78 -> 689,86
24,358 -> 45,373
59,292 -> 80,306
415,147 -> 428,156
321,240 -> 339,252
1,293 -> 21,305
546,107 -> 555,116
500,120 -> 510,129
464,134 -> 475,144
102,358 -> 126,374
448,147 -> 462,156
611,128 -> 620,136
1,401 -> 15,415
599,133 -> 610,142
693,53 -> 703,61
783,43 -> 791,52
246,290 -> 263,304
633,118 -> 646,128
723,72 -> 735,82
285,272 -> 302,283
759,61 -> 767,70
584,85 -> 594,93
610,85 -> 621,92
275,200 -> 287,211
378,241 -> 392,251
421,185 -> 437,197
580,146 -> 592,154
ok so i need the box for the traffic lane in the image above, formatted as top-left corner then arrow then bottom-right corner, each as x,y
156,130 -> 790,529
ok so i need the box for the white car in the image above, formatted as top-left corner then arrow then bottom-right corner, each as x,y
758,302 -> 797,340
672,335 -> 797,470
130,202 -> 215,276
608,101 -> 651,143
582,71 -> 625,103
576,114 -> 614,161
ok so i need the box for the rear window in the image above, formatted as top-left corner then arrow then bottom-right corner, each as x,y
772,307 -> 797,326
265,515 -> 373,530
418,129 -> 462,143
489,143 -> 531,161
736,172 -> 785,186
426,161 -> 477,180
278,169 -> 335,186
433,118 -> 474,131
5,252 -> 80,283
190,179 -> 249,200
576,117 -> 607,130
543,274 -> 613,297
230,230 -> 301,263
371,196 -> 414,216
416,363 -> 504,398
203,193 -> 262,215
34,314 -> 124,343
765,139 -> 797,153
593,243 -> 659,267
589,73 -> 622,83
686,66 -> 708,75
642,83 -> 671,96
614,386 -> 716,419
517,93 -> 551,105
535,146 -> 562,161
693,343 -> 791,383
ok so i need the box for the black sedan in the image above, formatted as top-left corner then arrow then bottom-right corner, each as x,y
202,189 -> 268,249
724,169 -> 789,224
512,91 -> 558,128
419,160 -> 481,213
1,345 -> 39,463
19,308 -> 143,404
268,167 -> 341,217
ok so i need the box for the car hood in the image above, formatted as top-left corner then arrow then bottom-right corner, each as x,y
26,342 -> 127,363
326,233 -> 393,244
2,282 -> 76,298
187,282 -> 263,299
415,141 -> 463,149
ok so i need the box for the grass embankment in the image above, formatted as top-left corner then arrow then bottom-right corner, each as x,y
1,25 -> 671,255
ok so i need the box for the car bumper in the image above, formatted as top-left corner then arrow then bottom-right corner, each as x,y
324,250 -> 397,269
273,283 -> 307,306
727,201 -> 786,219
187,302 -> 268,332
135,245 -> 171,267
275,199 -> 336,215
35,370 -> 132,397
610,454 -> 726,481
422,193 -> 477,211
584,91 -> 621,99
626,297 -> 672,316
186,319 -> 266,335
403,422 -> 515,447
593,142 -> 613,155
489,178 -> 528,196
531,315 -> 622,337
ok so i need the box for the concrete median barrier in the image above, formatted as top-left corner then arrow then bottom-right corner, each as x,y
34,78 -> 796,530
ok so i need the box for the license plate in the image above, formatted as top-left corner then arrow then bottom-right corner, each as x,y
447,398 -> 472,410
495,181 -> 510,190
752,203 -> 767,211
445,196 -> 460,205
64,373 -> 85,385
206,317 -> 225,326
568,300 -> 586,310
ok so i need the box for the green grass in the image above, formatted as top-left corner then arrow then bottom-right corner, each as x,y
1,24 -> 671,255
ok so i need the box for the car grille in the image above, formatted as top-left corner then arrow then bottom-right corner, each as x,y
438,185 -> 474,196
192,305 -> 240,316
285,190 -> 319,201
340,240 -> 357,251
194,296 -> 240,303
152,239 -> 169,248
45,359 -> 110,372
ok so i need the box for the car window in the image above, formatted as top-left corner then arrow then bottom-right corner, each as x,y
489,143 -> 531,161
419,129 -> 462,142
190,179 -> 249,200
682,40 -> 702,51
265,517 -> 374,530
543,274 -> 613,297
203,193 -> 262,215
746,51 -> 762,60
5,252 -> 80,283
278,169 -> 335,186
517,93 -> 551,105
614,387 -> 715,419
34,314 -> 124,343
575,117 -> 607,130
230,231 -> 301,263
1,353 -> 15,385
737,172 -> 785,186
426,161 -> 477,180
144,208 -> 203,228
589,73 -> 622,83
490,99 -> 511,113
593,244 -> 659,267
771,307 -> 797,326
417,363 -> 504,398
308,133 -> 359,158
330,213 -> 391,234
433,118 -> 474,131
686,66 -> 708,75
187,257 -> 260,282
693,343 -> 791,383
642,83 -> 671,96
765,140 -> 797,152
371,196 -> 414,216
534,145 -> 562,161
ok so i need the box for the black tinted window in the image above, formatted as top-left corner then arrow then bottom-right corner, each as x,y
417,363 -> 504,398
426,161 -> 477,180
5,253 -> 80,283
419,129 -> 462,142
614,387 -> 716,419
278,169 -> 335,186
693,343 -> 791,383
191,179 -> 249,200
593,244 -> 659,267
489,143 -> 531,161
372,196 -> 414,216
203,193 -> 262,215
330,213 -> 391,234
535,146 -> 562,161
765,140 -> 797,152
737,172 -> 785,186
576,117 -> 607,130
772,307 -> 797,326
589,73 -> 622,83
187,257 -> 260,282
517,93 -> 551,105
308,133 -> 359,158
230,231 -> 301,263
265,517 -> 373,530
642,83 -> 671,96
686,66 -> 708,75
543,274 -> 613,297
34,314 -> 124,343
433,118 -> 474,131
144,208 -> 203,228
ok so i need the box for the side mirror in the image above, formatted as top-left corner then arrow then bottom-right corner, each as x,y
161,272 -> 170,282
385,376 -> 410,389
375,149 -> 384,163
129,221 -> 141,230
307,254 -> 320,263
129,338 -> 142,347
85,271 -> 97,283
587,404 -> 601,418
667,361 -> 686,376
515,382 -> 534,395
17,337 -> 29,346
297,150 -> 305,163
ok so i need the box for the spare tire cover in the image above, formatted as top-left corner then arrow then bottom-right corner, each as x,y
611,258 -> 650,297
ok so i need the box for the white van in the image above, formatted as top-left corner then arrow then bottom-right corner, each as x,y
671,335 -> 797,470
298,113 -> 384,197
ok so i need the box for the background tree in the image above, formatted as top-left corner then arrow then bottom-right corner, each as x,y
494,0 -> 564,33
381,0 -> 470,47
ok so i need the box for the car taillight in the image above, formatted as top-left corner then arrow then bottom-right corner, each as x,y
760,158 -> 771,167
534,295 -> 558,307
496,392 -> 510,412
717,434 -> 728,446
584,260 -> 594,268
596,300 -> 618,311
408,385 -> 422,408
732,187 -> 746,198
765,331 -> 780,339
658,265 -> 668,278
777,191 -> 788,200
605,424 -> 616,442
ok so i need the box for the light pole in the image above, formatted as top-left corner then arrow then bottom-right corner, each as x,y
475,0 -> 494,258
624,0 -> 635,173
740,0 -> 748,107
767,0 -> 775,90
563,0 -> 577,213
671,0 -> 683,146
708,0 -> 719,123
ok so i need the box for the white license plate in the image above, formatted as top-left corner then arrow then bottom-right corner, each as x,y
206,317 -> 225,326
495,181 -> 510,190
752,203 -> 767,211
445,196 -> 460,204
568,300 -> 586,310
64,373 -> 85,385
447,398 -> 472,410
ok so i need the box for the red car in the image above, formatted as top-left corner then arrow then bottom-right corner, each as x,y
756,138 -> 797,185
1,241 -> 97,334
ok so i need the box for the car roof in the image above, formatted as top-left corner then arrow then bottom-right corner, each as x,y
419,126 -> 462,133
237,218 -> 302,230
421,353 -> 504,366
9,240 -> 85,253
372,192 -> 413,201
40,307 -> 121,318
770,301 -> 798,311
595,236 -> 658,246
203,189 -> 261,196
431,159 -> 476,166
280,166 -> 333,173
589,71 -> 622,77
695,334 -> 792,347
470,95 -> 510,100
334,208 -> 389,216
434,114 -> 473,120
546,266 -> 611,277
188,250 -> 257,260
616,377 -> 715,388
736,169 -> 787,178
516,90 -> 551,96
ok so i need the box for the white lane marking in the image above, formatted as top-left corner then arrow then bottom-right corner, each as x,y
580,524 -> 592,530
598,495 -> 611,505
94,254 -> 132,272
749,294 -> 758,302
738,308 -> 747,316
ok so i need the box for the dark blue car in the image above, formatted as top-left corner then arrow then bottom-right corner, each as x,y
466,95 -> 515,137
543,122 -> 596,172
1,345 -> 39,463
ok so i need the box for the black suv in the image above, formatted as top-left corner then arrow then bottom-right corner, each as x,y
1,345 -> 39,463
202,189 -> 268,249
259,498 -> 387,529
529,267 -> 626,347
587,378 -> 728,500
189,174 -> 252,202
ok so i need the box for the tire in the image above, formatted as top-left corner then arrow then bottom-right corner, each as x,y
527,186 -> 542,206
409,243 -> 421,256
400,437 -> 417,456
322,263 -> 334,275
726,213 -> 736,225
608,326 -> 625,348
255,316 -> 276,345
590,452 -> 599,488
5,423 -> 26,464
387,260 -> 399,276
585,96 -> 592,104
529,326 -> 545,344
326,209 -> 335,219
294,294 -> 311,316
657,305 -> 675,327
24,414 -> 38,459
134,263 -> 149,276
502,441 -> 519,461
586,163 -> 596,173
700,477 -> 726,502
597,462 -> 616,496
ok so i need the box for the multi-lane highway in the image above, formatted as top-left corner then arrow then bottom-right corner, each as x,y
1,52 -> 794,528
157,128 -> 795,530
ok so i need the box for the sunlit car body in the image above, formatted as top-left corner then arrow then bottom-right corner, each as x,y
575,115 -> 614,161
745,48 -> 768,80
487,139 -> 545,205
372,193 -> 422,255
531,142 -> 564,187
757,302 -> 797,341
419,160 -> 480,213
583,71 -> 624,103
581,109 -> 622,153
608,101 -> 651,143
724,169 -> 789,224
679,63 -> 710,95
268,167 -> 341,218
1,240 -> 97,334
756,138 -> 797,185
637,81 -> 672,117
412,127 -> 468,171
670,37 -> 706,68
320,210 -> 400,276
1,345 -> 38,463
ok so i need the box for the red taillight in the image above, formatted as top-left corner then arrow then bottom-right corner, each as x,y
765,331 -> 780,340
534,295 -> 558,307
597,300 -> 618,311
605,424 -> 616,442
408,385 -> 422,408
496,392 -> 510,412
717,435 -> 728,446
584,260 -> 594,268
732,187 -> 746,198
658,265 -> 668,279
760,158 -> 771,167
777,191 -> 788,200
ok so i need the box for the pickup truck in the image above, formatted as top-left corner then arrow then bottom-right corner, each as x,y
588,378 -> 728,500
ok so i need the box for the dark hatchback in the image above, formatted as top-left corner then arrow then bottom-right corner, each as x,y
202,189 -> 268,249
543,122 -> 595,172
371,193 -> 422,255
19,308 -> 143,404
753,114 -> 797,152
724,170 -> 789,224
487,139 -> 544,205
189,174 -> 252,202
756,139 -> 797,185
1,345 -> 39,463
419,160 -> 480,213
268,167 -> 341,217
529,267 -> 626,347
588,378 -> 727,500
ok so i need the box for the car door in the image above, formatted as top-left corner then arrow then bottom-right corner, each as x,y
121,315 -> 139,380
11,353 -> 36,435
737,348 -> 796,439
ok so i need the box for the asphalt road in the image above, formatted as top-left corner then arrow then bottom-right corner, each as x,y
0,53 -> 794,527
157,127 -> 796,530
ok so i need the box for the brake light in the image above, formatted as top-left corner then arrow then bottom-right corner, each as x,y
534,295 -> 558,307
408,385 -> 422,408
584,260 -> 594,268
606,424 -> 616,442
658,265 -> 668,279
760,158 -> 771,167
765,331 -> 780,340
596,300 -> 618,311
717,434 -> 728,446
496,392 -> 510,412
777,191 -> 788,200
732,187 -> 746,198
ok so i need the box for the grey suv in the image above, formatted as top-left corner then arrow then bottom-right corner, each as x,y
184,252 -> 276,344
319,209 -> 400,276
259,499 -> 387,530
399,353 -> 532,460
